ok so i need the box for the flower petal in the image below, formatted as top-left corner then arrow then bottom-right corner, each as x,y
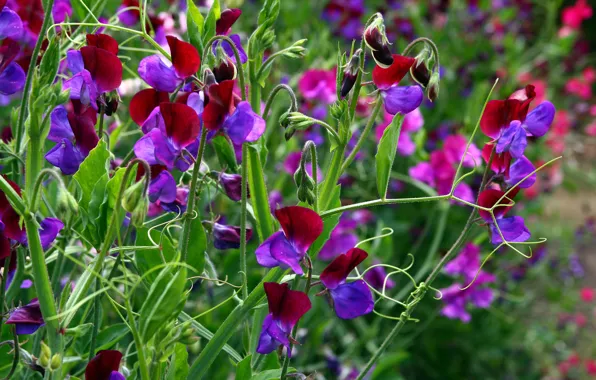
214,34 -> 247,64
85,351 -> 123,380
216,8 -> 242,35
506,156 -> 536,189
490,216 -> 531,244
329,280 -> 374,319
320,248 -> 368,289
256,313 -> 289,355
86,33 -> 119,55
148,170 -> 177,203
80,46 -> 123,93
48,106 -> 74,143
67,50 -> 84,74
63,69 -> 98,110
0,61 -> 25,95
480,100 -> 505,139
223,101 -> 265,145
263,282 -> 311,329
160,102 -> 201,147
523,101 -> 555,137
0,7 -> 23,40
382,85 -> 423,115
166,35 -> 200,78
275,206 -> 323,254
129,88 -> 169,125
138,55 -> 180,92
477,189 -> 512,222
133,131 -> 160,166
496,120 -> 526,159
45,139 -> 86,175
203,80 -> 236,130
372,54 -> 415,90
212,223 -> 252,250
39,218 -> 64,250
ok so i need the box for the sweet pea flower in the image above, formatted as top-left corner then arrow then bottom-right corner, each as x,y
65,34 -> 123,110
0,6 -> 23,40
256,206 -> 323,275
562,0 -> 592,29
5,298 -> 44,334
138,35 -> 200,92
256,282 -> 311,355
212,222 -> 252,250
141,165 -> 177,204
481,144 -> 536,189
440,271 -> 495,323
478,189 -> 531,245
45,101 -> 99,174
320,248 -> 374,319
372,54 -> 423,115
216,172 -> 247,202
216,8 -> 242,35
86,350 -> 126,380
298,69 -> 337,104
480,85 -> 536,139
496,102 -> 555,158
444,243 -> 481,282
318,216 -> 358,261
0,38 -> 25,95
363,260 -> 395,291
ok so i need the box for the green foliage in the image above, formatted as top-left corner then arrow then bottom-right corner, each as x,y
376,114 -> 405,199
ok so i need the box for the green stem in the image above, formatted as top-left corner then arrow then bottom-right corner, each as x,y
239,143 -> 249,299
127,298 -> 150,380
401,37 -> 440,71
321,194 -> 450,218
263,84 -> 298,118
180,129 -> 208,262
97,105 -> 105,139
318,144 -> 347,211
0,254 -> 11,313
203,35 -> 247,100
341,97 -> 383,173
30,169 -> 68,213
87,277 -> 101,362
15,0 -> 56,164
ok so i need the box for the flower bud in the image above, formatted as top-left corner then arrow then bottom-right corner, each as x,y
58,188 -> 79,214
213,45 -> 237,82
130,196 -> 149,227
363,15 -> 393,68
57,88 -> 71,105
50,354 -> 61,370
410,60 -> 431,88
284,125 -> 296,141
104,91 -> 120,116
39,341 -> 51,368
426,72 -> 440,102
122,180 -> 146,213
340,49 -> 361,98
203,69 -> 217,86
218,172 -> 248,202
297,186 -> 315,205
294,166 -> 315,190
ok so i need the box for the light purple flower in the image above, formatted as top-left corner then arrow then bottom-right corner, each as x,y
382,85 -> 424,115
440,272 -> 495,323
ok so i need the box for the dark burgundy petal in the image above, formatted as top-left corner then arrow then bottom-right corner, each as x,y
216,8 -> 242,35
274,206 -> 323,253
263,282 -> 311,330
372,54 -> 415,90
481,143 -> 511,175
480,100 -> 505,139
320,248 -> 368,289
477,189 -> 512,222
0,234 -> 10,261
0,38 -> 20,73
0,0 -> 7,10
1,206 -> 25,243
86,33 -> 119,55
166,35 -> 200,78
505,84 -> 536,122
203,80 -> 236,130
69,109 -> 99,155
85,350 -> 123,380
129,88 -> 169,125
159,102 -> 201,147
80,46 -> 123,93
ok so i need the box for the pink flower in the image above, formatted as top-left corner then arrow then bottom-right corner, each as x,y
581,287 -> 595,302
443,134 -> 481,168
583,67 -> 596,83
375,109 -> 424,157
298,69 -> 337,104
562,0 -> 593,29
585,359 -> 596,375
565,78 -> 592,100
585,121 -> 596,137
575,312 -> 587,327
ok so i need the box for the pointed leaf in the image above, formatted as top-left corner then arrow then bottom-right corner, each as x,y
212,135 -> 238,172
187,213 -> 206,276
166,343 -> 189,380
235,355 -> 252,380
246,144 -> 275,242
74,140 -> 110,210
202,0 -> 221,46
375,114 -> 404,199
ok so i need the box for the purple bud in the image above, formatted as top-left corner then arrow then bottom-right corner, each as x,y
218,172 -> 248,202
340,49 -> 361,98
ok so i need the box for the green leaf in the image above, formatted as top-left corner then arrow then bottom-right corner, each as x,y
39,36 -> 60,86
212,135 -> 238,172
251,368 -> 296,380
187,0 -> 204,53
166,343 -> 189,380
74,140 -> 110,210
84,173 -> 109,247
104,168 -> 131,232
202,0 -> 221,47
235,355 -> 252,380
135,227 -> 177,283
246,144 -> 275,242
187,214 -> 207,276
139,265 -> 187,342
178,312 -> 243,362
375,114 -> 404,199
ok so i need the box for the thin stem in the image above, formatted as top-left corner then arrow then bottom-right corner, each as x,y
263,84 -> 298,118
30,169 -> 68,212
97,105 -> 105,139
341,96 -> 383,173
318,144 -> 347,211
180,129 -> 208,262
321,195 -> 450,218
87,277 -> 101,362
239,143 -> 249,300
203,36 -> 247,100
15,0 -> 56,165
401,37 -> 440,71
0,254 -> 12,313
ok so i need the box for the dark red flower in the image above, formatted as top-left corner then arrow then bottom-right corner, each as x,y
263,282 -> 311,332
0,39 -> 20,73
85,350 -> 123,380
372,54 -> 415,90
160,102 -> 201,147
80,45 -> 123,93
129,88 -> 169,125
216,8 -> 242,35
15,0 -> 43,35
477,189 -> 513,222
480,85 -> 536,139
86,34 -> 119,55
202,79 -> 236,131
320,248 -> 368,289
166,35 -> 200,78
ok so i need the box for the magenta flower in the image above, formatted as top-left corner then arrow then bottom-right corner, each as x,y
85,350 -> 125,380
45,101 -> 99,174
5,298 -> 44,334
256,206 -> 323,275
298,68 -> 337,104
443,134 -> 481,168
444,243 -> 481,282
138,35 -> 200,92
480,85 -> 536,139
212,222 -> 252,250
364,260 -> 395,291
478,189 -> 531,245
256,282 -> 311,356
440,272 -> 495,323
318,216 -> 358,261
375,109 -> 424,156
320,248 -> 374,319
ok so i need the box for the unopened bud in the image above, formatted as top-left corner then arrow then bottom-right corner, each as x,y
426,72 -> 440,102
213,45 -> 237,82
203,69 -> 217,86
104,91 -> 120,116
58,188 -> 79,214
411,60 -> 431,88
340,49 -> 361,98
130,196 -> 149,227
50,354 -> 61,370
297,186 -> 315,205
363,15 -> 393,68
39,342 -> 51,368
122,180 -> 145,213
284,125 -> 296,141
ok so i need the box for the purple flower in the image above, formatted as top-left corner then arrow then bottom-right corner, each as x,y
318,217 -> 358,261
256,282 -> 311,355
320,248 -> 374,319
0,7 -> 23,40
6,298 -> 44,334
444,243 -> 481,282
256,206 -> 323,275
148,169 -> 177,203
443,134 -> 481,168
212,34 -> 247,64
364,261 -> 396,291
212,222 -> 252,250
496,102 -> 555,158
298,69 -> 336,104
382,85 -> 424,115
440,272 -> 495,323
268,190 -> 283,213
375,109 -> 425,157
52,0 -> 72,24
0,39 -> 25,96
478,189 -> 531,245
217,172 -> 247,202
